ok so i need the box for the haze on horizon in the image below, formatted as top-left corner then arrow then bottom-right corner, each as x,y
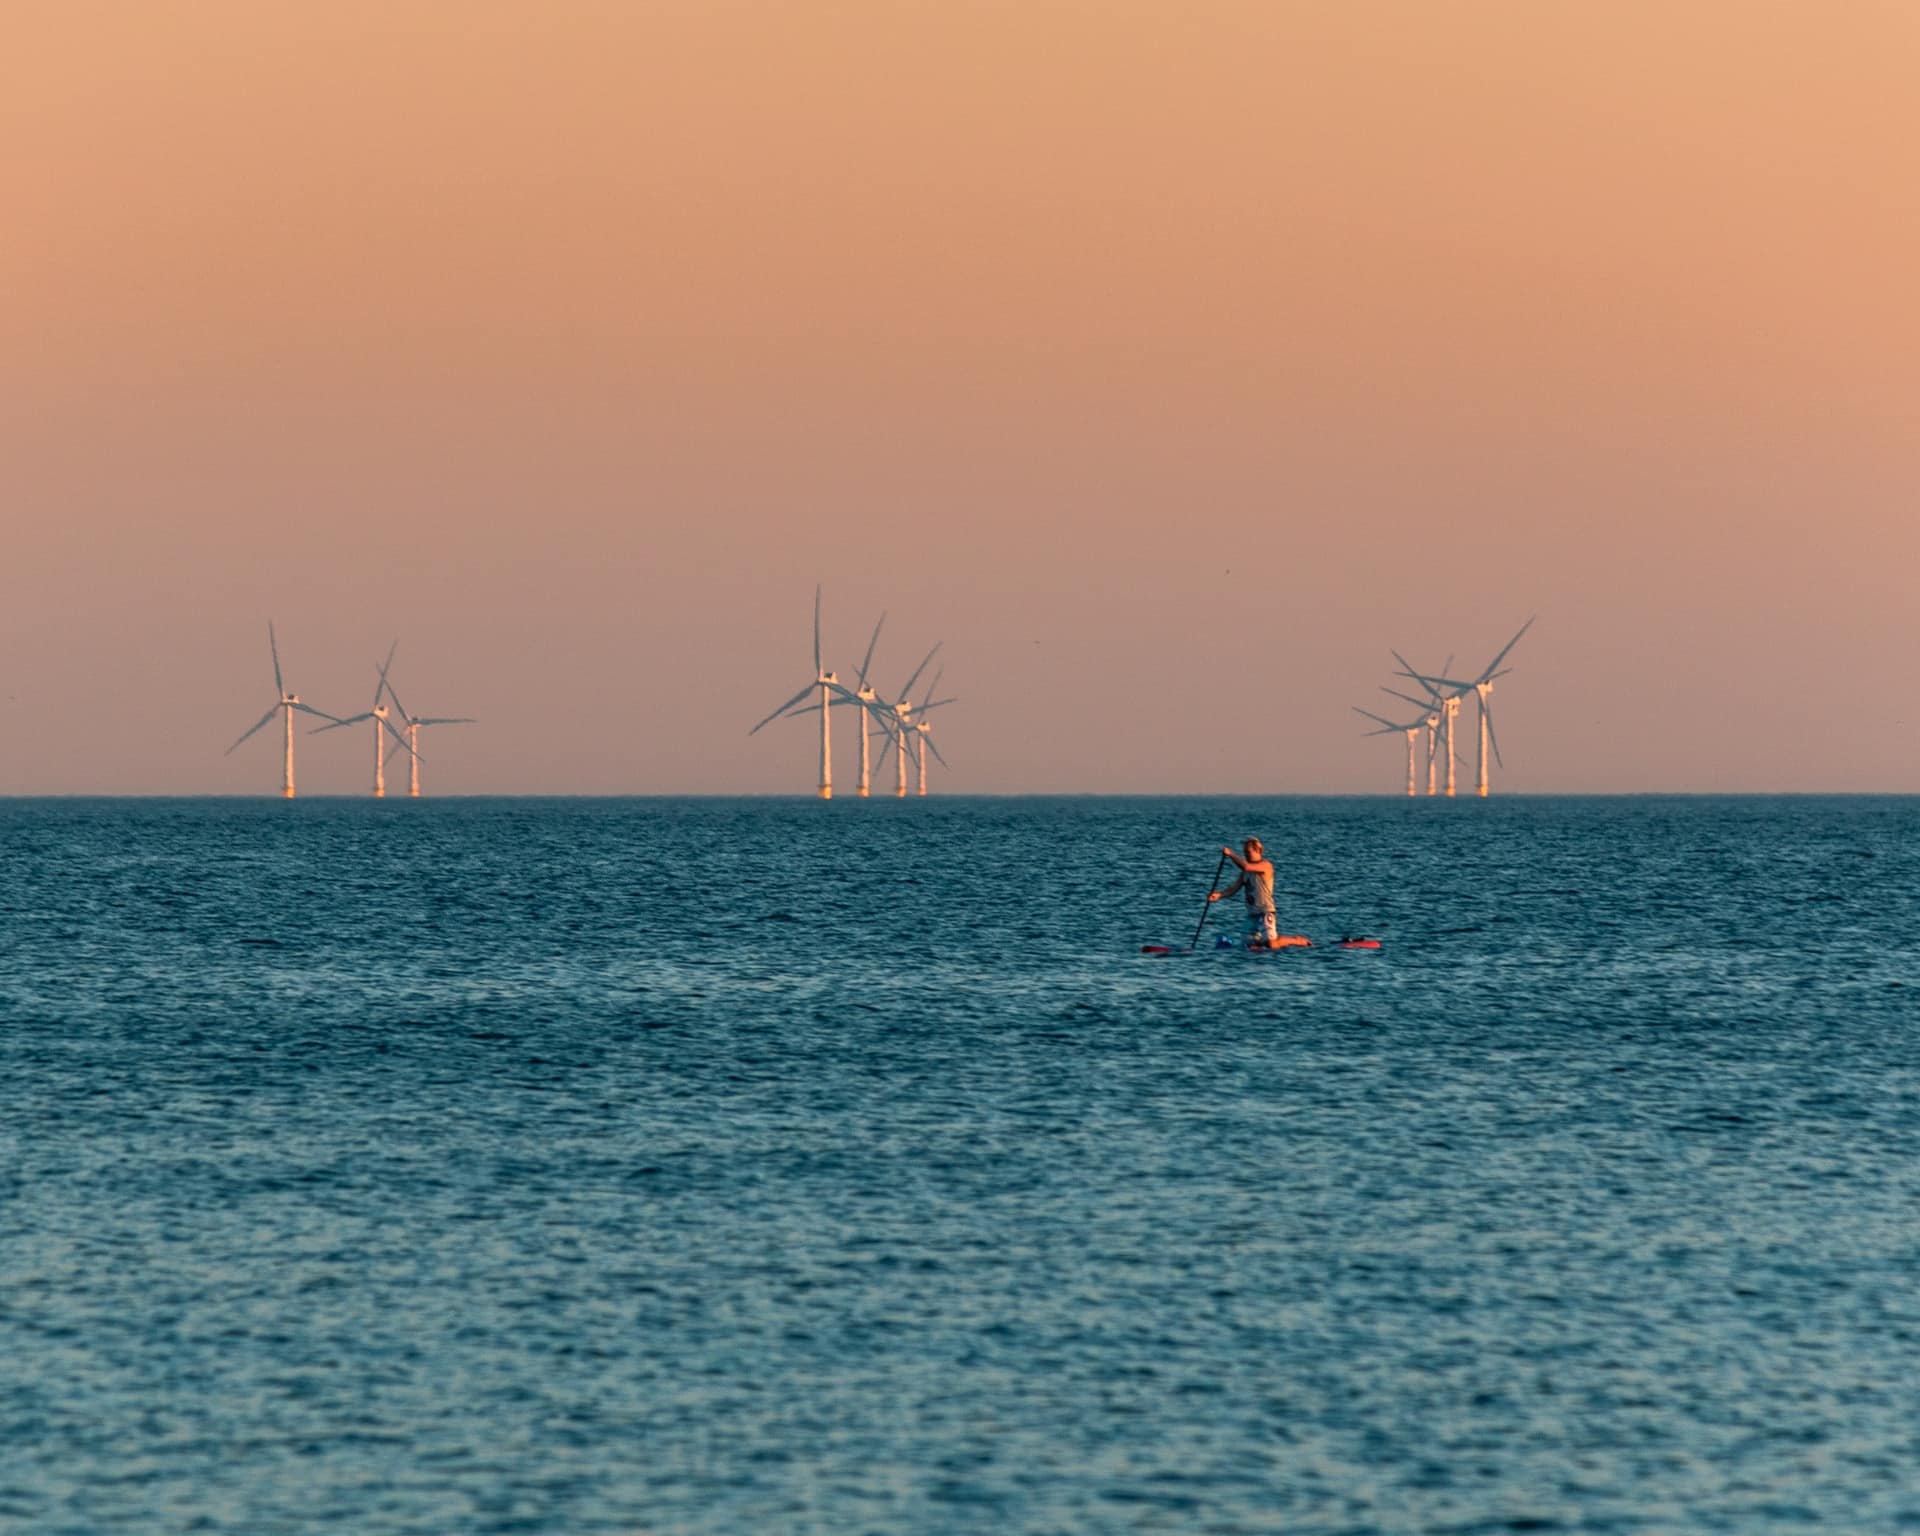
4,1 -> 1915,795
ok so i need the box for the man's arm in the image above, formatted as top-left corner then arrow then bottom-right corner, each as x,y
1211,871 -> 1245,903
1221,845 -> 1249,871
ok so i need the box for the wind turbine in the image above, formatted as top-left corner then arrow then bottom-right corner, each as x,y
865,641 -> 940,797
877,661 -> 957,797
225,622 -> 337,798
1353,707 -> 1427,795
1399,619 -> 1534,797
1385,651 -> 1457,796
849,613 -> 887,797
1378,685 -> 1443,795
310,641 -> 414,797
748,585 -> 849,799
379,653 -> 476,798
908,666 -> 955,796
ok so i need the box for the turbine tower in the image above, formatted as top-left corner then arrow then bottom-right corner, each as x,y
1441,696 -> 1460,795
310,641 -> 413,797
912,716 -> 949,795
379,651 -> 476,797
748,585 -> 846,798
225,622 -> 337,798
1407,619 -> 1535,797
1354,707 -> 1427,795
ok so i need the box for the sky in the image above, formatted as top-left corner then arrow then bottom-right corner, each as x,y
4,0 -> 1916,793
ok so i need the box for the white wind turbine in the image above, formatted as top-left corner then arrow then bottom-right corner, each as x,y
849,613 -> 888,797
309,642 -> 415,797
770,611 -> 897,796
749,585 -> 848,799
379,652 -> 477,798
225,622 -> 338,798
1402,618 -> 1535,798
876,663 -> 957,797
869,642 -> 941,797
1383,651 -> 1454,797
1353,707 -> 1428,795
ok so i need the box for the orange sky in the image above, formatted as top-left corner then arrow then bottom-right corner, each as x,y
4,1 -> 1916,792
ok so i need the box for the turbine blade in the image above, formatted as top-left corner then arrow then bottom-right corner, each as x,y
858,612 -> 885,687
1479,617 -> 1535,682
382,670 -> 410,723
925,735 -> 949,769
1381,687 -> 1434,710
813,584 -> 822,675
380,715 -> 412,750
874,731 -> 895,773
1389,650 -> 1442,701
920,666 -> 943,712
416,717 -> 476,726
374,640 -> 397,707
312,712 -> 370,734
749,683 -> 819,735
1484,699 -> 1505,769
898,642 -> 941,703
269,621 -> 284,696
226,705 -> 280,754
291,703 -> 340,724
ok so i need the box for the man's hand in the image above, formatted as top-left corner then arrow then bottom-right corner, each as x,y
1221,846 -> 1235,859
1209,891 -> 1223,902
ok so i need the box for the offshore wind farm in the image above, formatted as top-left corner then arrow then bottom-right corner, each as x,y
1356,620 -> 1536,797
747,587 -> 956,800
218,599 -> 1569,801
222,626 -> 476,799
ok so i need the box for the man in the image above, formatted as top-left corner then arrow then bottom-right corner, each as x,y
1210,837 -> 1279,949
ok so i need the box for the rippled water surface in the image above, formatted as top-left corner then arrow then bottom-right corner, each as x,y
4,796 -> 1918,1533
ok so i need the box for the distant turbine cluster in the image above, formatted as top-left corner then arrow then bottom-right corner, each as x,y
750,587 -> 957,799
1356,618 -> 1534,797
226,624 -> 474,798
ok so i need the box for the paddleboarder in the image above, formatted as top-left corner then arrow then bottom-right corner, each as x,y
1210,837 -> 1280,949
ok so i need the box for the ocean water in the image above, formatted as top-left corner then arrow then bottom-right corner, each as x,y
3,795 -> 1917,1535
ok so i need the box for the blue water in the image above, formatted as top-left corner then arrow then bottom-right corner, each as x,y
3,796 -> 1918,1533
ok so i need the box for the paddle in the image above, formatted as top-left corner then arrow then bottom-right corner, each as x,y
1190,850 -> 1230,950
1139,851 -> 1233,955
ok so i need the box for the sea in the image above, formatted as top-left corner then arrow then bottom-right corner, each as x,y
2,795 -> 1917,1534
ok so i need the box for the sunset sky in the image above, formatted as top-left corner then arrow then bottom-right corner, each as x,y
4,1 -> 1916,793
